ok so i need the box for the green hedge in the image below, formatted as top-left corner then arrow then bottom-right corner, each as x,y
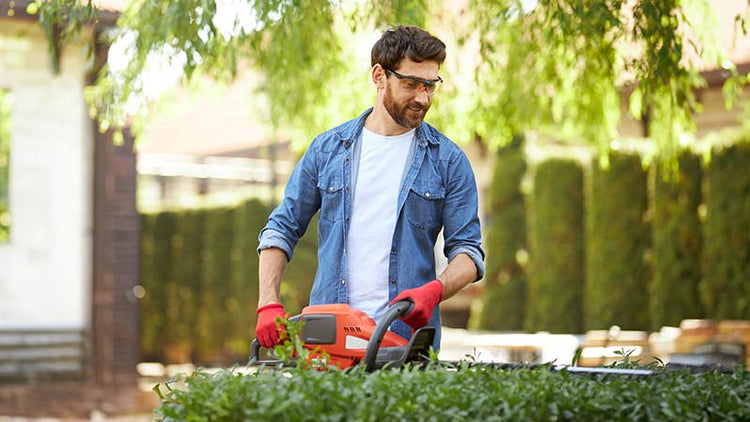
649,152 -> 703,330
196,206 -> 236,364
140,138 -> 750,359
526,158 -> 584,333
472,136 -> 527,330
139,198 -> 317,365
585,152 -> 651,330
139,212 -> 157,361
701,139 -> 750,319
155,366 -> 750,421
140,211 -> 177,362
170,209 -> 207,363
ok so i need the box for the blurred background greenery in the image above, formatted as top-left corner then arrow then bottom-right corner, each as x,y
139,135 -> 750,365
20,0 -> 750,365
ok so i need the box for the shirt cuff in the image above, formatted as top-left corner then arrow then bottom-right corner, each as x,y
257,229 -> 293,262
447,246 -> 485,282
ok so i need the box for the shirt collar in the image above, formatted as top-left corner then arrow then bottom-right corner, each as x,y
335,108 -> 439,148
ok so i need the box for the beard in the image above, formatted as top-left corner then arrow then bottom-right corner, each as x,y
384,82 -> 430,129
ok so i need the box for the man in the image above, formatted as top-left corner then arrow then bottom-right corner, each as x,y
255,25 -> 484,350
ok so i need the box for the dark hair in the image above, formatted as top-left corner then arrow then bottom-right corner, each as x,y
371,25 -> 446,70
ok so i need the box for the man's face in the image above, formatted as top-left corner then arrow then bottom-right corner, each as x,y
383,58 -> 440,129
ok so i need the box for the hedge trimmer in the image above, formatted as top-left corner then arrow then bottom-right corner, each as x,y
250,300 -> 658,375
250,300 -> 435,371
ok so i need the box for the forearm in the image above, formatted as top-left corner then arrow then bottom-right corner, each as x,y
436,253 -> 478,300
258,247 -> 288,307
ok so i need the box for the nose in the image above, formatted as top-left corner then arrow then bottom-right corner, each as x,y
414,89 -> 430,105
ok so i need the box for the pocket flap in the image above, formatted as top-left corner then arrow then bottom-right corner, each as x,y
317,178 -> 343,194
409,181 -> 445,200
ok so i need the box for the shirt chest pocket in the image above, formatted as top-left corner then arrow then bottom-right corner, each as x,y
317,177 -> 344,223
405,181 -> 445,230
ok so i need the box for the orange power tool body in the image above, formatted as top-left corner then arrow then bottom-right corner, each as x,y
250,300 -> 435,371
251,302 -> 663,376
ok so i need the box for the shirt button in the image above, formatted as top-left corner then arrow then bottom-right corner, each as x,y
341,280 -> 346,285
425,192 -> 431,198
328,186 -> 334,193
391,247 -> 397,254
345,187 -> 350,193
390,278 -> 397,284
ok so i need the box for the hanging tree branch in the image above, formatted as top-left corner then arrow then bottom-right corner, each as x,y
30,0 -> 749,164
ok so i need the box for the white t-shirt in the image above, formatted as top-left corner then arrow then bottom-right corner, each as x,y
346,127 -> 415,322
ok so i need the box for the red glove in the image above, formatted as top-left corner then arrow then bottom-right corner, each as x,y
256,303 -> 287,348
390,280 -> 444,329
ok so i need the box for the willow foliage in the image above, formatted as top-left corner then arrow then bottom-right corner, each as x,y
31,0 -> 748,159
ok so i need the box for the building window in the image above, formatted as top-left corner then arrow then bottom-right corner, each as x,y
0,90 -> 11,242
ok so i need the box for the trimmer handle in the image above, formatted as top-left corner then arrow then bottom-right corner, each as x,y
249,338 -> 261,363
363,299 -> 414,372
388,299 -> 415,319
248,337 -> 290,367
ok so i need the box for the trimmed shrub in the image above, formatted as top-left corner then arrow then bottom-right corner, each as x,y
196,206 -> 237,364
649,152 -> 703,330
701,139 -> 750,319
472,135 -> 527,331
139,198 -> 323,365
138,212 -> 157,361
526,158 -> 584,333
155,366 -> 750,421
140,211 -> 177,362
585,152 -> 651,330
169,209 -> 206,363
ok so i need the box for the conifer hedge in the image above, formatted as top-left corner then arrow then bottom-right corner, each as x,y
649,152 -> 703,330
140,211 -> 177,362
139,212 -> 157,361
140,137 -> 750,362
139,199 -> 317,365
472,136 -> 527,331
170,209 -> 206,363
701,139 -> 750,319
585,152 -> 651,330
196,206 -> 236,363
526,158 -> 584,333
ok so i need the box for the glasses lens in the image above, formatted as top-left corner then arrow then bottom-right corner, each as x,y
427,80 -> 442,95
386,68 -> 443,96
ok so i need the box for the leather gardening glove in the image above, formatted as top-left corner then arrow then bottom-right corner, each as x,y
390,280 -> 444,329
256,303 -> 287,348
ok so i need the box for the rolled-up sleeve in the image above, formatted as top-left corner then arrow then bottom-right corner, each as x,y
442,149 -> 485,281
447,246 -> 485,281
258,229 -> 295,261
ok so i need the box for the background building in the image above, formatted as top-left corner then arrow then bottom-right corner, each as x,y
0,1 -> 143,416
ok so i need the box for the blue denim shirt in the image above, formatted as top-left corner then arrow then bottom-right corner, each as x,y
258,108 -> 485,349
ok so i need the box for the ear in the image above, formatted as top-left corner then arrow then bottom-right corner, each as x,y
371,64 -> 386,89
